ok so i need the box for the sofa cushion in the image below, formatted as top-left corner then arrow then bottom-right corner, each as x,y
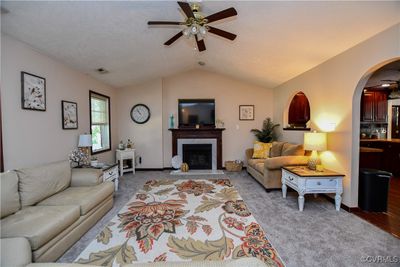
37,182 -> 114,215
269,142 -> 286,157
1,205 -> 80,250
1,171 -> 21,218
254,163 -> 265,174
247,158 -> 265,168
16,160 -> 71,207
1,237 -> 32,267
282,143 -> 305,156
252,141 -> 272,159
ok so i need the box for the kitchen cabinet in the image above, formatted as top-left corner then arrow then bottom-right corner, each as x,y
360,140 -> 400,176
361,90 -> 388,123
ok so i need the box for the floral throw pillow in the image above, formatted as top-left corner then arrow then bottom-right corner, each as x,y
252,141 -> 272,159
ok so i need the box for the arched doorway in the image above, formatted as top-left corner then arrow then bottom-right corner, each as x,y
351,58 -> 400,238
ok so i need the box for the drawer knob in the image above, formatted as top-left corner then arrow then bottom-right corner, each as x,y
317,182 -> 321,185
289,177 -> 293,181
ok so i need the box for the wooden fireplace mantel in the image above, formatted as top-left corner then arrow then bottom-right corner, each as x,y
169,128 -> 225,169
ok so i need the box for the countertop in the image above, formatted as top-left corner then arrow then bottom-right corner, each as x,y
359,147 -> 384,153
360,138 -> 400,143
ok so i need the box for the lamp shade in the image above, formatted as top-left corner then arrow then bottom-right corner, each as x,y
78,134 -> 92,147
304,132 -> 327,151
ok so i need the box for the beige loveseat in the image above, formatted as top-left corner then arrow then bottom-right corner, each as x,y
246,142 -> 309,191
0,160 -> 114,266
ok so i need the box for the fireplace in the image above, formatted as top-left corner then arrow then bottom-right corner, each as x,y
183,144 -> 212,170
169,128 -> 225,170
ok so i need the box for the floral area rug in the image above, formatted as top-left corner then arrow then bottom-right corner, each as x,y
75,179 -> 284,267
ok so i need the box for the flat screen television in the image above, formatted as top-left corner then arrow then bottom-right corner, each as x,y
178,99 -> 215,128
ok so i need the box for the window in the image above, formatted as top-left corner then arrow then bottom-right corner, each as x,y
90,91 -> 111,154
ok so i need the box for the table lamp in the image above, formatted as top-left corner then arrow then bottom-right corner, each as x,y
304,131 -> 327,170
78,134 -> 92,165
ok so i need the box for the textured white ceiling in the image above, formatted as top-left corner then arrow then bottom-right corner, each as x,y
2,1 -> 400,88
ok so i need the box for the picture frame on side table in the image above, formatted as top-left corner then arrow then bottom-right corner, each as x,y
239,105 -> 254,120
62,100 -> 78,129
21,71 -> 46,111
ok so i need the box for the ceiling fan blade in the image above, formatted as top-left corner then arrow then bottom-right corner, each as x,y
164,31 -> 184,46
178,1 -> 195,18
195,35 -> 206,52
148,21 -> 183,25
205,7 -> 237,23
207,26 -> 236,41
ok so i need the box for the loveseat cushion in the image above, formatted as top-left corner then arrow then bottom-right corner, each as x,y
281,143 -> 305,156
37,182 -> 114,215
1,205 -> 80,250
16,160 -> 72,207
247,158 -> 265,168
254,163 -> 265,174
1,171 -> 21,218
269,142 -> 286,157
265,155 -> 309,170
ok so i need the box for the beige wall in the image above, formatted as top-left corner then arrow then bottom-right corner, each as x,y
1,34 -> 118,170
162,70 -> 274,167
117,79 -> 164,168
116,69 -> 274,168
273,24 -> 400,207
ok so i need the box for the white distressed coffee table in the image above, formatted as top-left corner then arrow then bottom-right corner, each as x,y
281,166 -> 344,211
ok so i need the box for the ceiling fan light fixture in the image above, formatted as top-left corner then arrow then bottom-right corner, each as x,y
183,28 -> 191,37
382,83 -> 391,87
190,24 -> 199,34
199,26 -> 207,36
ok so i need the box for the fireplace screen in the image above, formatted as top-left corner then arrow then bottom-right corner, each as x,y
182,144 -> 212,170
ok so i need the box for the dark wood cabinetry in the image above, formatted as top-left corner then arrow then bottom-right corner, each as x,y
360,141 -> 400,176
361,90 -> 388,123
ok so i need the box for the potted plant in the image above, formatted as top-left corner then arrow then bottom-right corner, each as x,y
250,117 -> 280,143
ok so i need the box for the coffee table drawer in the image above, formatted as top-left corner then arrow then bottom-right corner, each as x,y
306,178 -> 337,188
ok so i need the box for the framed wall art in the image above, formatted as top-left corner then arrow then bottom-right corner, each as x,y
239,105 -> 254,120
62,100 -> 78,129
21,71 -> 46,111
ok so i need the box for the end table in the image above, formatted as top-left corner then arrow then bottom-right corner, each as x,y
116,149 -> 136,177
87,163 -> 119,191
281,166 -> 344,211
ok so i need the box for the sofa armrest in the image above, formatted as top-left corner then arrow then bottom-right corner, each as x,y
1,237 -> 32,267
264,156 -> 309,170
71,168 -> 103,187
245,148 -> 254,161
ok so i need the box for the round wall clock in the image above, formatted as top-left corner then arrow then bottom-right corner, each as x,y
130,104 -> 151,124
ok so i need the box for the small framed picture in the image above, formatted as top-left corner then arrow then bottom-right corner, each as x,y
62,100 -> 78,129
239,105 -> 255,120
21,72 -> 46,111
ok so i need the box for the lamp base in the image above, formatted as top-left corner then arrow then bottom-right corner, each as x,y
307,150 -> 321,171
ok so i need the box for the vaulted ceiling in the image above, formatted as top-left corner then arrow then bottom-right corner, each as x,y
2,1 -> 400,88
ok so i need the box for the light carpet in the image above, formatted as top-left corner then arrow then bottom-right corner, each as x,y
75,179 -> 283,266
59,170 -> 400,267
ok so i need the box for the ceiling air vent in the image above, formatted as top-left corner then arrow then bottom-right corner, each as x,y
96,68 -> 109,74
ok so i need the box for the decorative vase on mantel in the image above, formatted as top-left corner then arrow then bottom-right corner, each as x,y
169,113 -> 175,129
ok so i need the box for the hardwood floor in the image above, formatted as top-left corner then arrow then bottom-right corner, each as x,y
353,176 -> 400,238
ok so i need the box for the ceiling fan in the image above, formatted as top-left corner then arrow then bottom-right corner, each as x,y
147,1 -> 237,52
382,79 -> 400,99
